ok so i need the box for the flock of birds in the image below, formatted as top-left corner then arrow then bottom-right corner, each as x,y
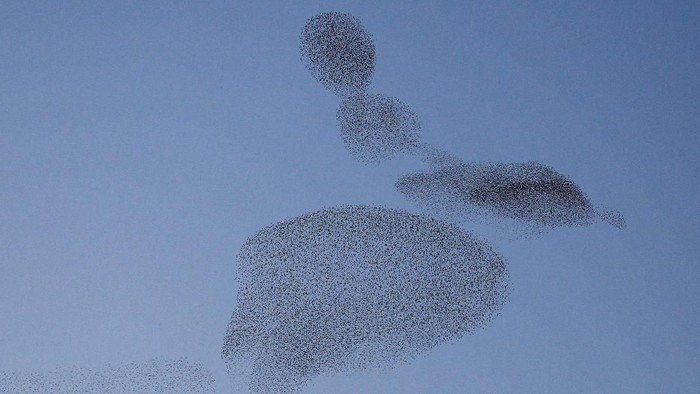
223,206 -> 509,392
223,11 -> 624,393
2,11 -> 624,394
0,359 -> 215,393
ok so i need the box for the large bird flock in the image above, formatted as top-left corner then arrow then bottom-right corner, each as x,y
3,10 -> 625,394
221,11 -> 626,393
223,206 -> 509,392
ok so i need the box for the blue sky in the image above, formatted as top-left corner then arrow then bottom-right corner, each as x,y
1,1 -> 699,392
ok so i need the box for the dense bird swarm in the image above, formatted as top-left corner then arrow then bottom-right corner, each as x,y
396,160 -> 626,231
0,359 -> 215,393
301,12 -> 422,165
222,205 -> 509,393
220,9 -> 625,393
337,94 -> 422,163
300,12 -> 375,97
1,9 -> 627,394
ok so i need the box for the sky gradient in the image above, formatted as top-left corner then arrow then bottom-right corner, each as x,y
2,1 -> 699,392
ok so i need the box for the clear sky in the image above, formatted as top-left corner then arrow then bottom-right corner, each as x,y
1,1 -> 699,393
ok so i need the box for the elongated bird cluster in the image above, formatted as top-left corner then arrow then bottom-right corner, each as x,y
0,359 -> 215,393
396,161 -> 626,232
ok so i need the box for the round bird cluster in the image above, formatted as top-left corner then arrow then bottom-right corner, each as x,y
0,359 -> 216,393
223,206 -> 509,393
396,160 -> 626,232
300,12 -> 375,97
337,94 -> 421,163
301,12 -> 422,164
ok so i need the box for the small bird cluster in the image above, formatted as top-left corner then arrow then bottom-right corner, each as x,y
0,359 -> 216,393
301,12 -> 422,164
300,12 -> 375,97
222,206 -> 509,393
337,94 -> 421,163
